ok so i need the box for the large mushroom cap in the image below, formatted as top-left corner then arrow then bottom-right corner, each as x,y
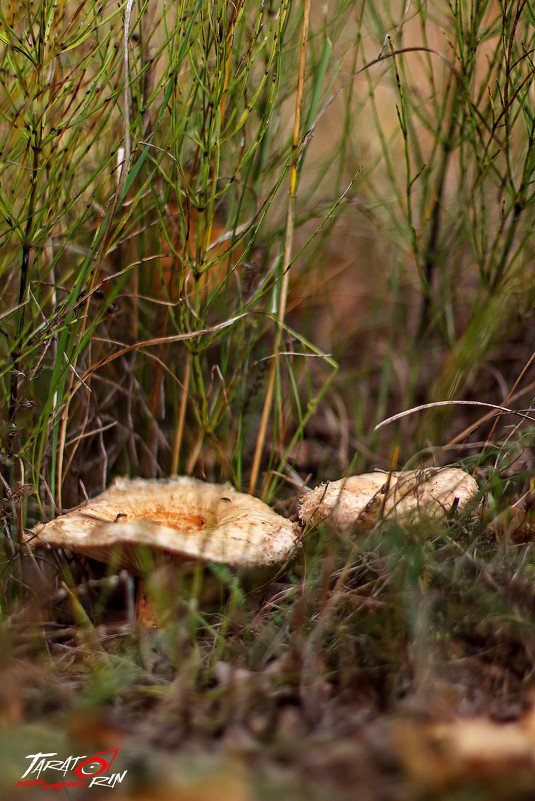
27,476 -> 299,572
299,468 -> 478,531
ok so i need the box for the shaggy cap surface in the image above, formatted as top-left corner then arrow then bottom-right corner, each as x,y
299,468 -> 478,531
28,476 -> 299,572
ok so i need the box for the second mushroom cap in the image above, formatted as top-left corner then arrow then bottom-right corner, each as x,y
299,468 -> 478,531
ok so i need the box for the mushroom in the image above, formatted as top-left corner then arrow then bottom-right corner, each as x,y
27,476 -> 299,573
26,476 -> 300,628
299,467 -> 478,531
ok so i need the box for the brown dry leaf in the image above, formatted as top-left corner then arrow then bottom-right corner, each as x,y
487,504 -> 535,543
156,205 -> 242,305
299,468 -> 478,531
27,476 -> 299,573
394,707 -> 535,790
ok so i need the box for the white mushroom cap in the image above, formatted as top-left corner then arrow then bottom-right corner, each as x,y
28,476 -> 299,572
299,468 -> 478,531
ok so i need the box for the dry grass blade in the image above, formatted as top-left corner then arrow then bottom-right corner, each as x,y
375,400 -> 535,431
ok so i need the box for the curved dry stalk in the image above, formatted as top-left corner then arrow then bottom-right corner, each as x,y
375,400 -> 535,432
